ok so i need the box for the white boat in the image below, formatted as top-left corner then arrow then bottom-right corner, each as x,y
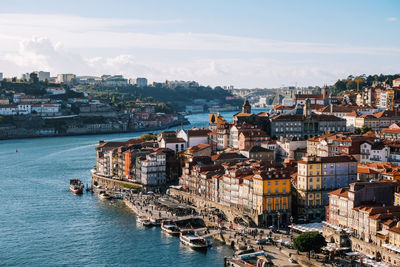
150,218 -> 162,226
137,216 -> 153,227
161,221 -> 180,236
180,233 -> 208,251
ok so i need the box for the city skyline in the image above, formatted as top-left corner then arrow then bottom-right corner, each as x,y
0,0 -> 399,88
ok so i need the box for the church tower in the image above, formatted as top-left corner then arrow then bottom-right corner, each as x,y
322,85 -> 329,105
242,99 -> 251,114
303,98 -> 312,117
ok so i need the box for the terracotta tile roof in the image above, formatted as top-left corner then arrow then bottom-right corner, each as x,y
187,144 -> 210,151
234,112 -> 252,117
329,187 -> 349,198
187,129 -> 211,137
248,146 -> 273,153
295,94 -> 324,100
164,137 -> 185,143
97,141 -> 126,149
211,152 -> 246,161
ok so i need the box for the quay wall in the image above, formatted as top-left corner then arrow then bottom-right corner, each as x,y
169,188 -> 259,225
92,172 -> 142,190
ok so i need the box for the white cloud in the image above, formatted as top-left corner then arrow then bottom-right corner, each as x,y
0,13 -> 399,56
0,13 -> 399,87
386,17 -> 397,22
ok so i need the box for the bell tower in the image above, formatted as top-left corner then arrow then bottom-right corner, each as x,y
242,99 -> 251,114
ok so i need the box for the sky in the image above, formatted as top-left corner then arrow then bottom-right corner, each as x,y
0,0 -> 399,88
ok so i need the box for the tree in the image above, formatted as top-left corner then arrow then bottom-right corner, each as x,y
29,73 -> 39,84
361,125 -> 372,134
293,232 -> 326,259
139,133 -> 157,141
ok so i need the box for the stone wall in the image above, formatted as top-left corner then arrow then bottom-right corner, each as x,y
351,237 -> 400,266
169,188 -> 259,225
92,172 -> 141,190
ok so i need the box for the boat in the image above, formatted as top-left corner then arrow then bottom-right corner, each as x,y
98,190 -> 112,199
150,218 -> 162,226
161,221 -> 180,236
179,232 -> 208,251
137,216 -> 153,227
70,178 -> 84,194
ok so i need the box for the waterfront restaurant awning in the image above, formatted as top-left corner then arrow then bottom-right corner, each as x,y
356,258 -> 392,267
345,251 -> 362,256
292,222 -> 323,233
322,221 -> 353,234
382,243 -> 400,253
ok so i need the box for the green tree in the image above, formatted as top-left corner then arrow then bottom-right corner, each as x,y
139,133 -> 157,141
293,232 -> 326,259
29,73 -> 39,84
361,125 -> 372,134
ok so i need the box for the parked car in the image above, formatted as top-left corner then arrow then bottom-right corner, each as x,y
289,258 -> 297,263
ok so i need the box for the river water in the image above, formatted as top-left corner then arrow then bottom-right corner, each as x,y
0,109 -> 267,266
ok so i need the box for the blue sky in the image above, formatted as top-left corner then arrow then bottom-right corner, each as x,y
0,0 -> 399,87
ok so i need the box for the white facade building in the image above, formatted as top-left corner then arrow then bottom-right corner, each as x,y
360,141 -> 390,163
129,77 -> 148,87
32,104 -> 60,115
140,152 -> 166,187
56,74 -> 76,84
0,105 -> 18,115
177,128 -> 210,147
34,71 -> 50,81
18,104 -> 32,115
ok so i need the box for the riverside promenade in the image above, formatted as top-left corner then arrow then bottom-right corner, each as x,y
121,192 -> 306,267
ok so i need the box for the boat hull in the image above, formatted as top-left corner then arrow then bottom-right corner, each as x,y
70,185 -> 83,194
161,225 -> 180,236
180,236 -> 208,251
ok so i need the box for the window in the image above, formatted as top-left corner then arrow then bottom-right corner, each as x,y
275,181 -> 278,186
275,188 -> 279,194
283,188 -> 286,194
268,189 -> 271,195
181,144 -> 184,150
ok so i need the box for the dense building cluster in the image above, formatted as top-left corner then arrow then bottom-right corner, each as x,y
92,78 -> 400,265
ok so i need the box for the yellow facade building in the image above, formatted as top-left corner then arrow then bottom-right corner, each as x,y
253,170 -> 291,227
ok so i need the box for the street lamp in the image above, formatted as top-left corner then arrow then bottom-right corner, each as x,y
290,216 -> 294,238
277,211 -> 281,231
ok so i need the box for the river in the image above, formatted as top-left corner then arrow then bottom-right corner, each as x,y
0,109 -> 268,266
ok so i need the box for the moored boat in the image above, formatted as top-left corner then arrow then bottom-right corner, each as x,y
161,221 -> 180,236
150,218 -> 162,226
179,232 -> 208,251
137,216 -> 153,227
70,178 -> 84,194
